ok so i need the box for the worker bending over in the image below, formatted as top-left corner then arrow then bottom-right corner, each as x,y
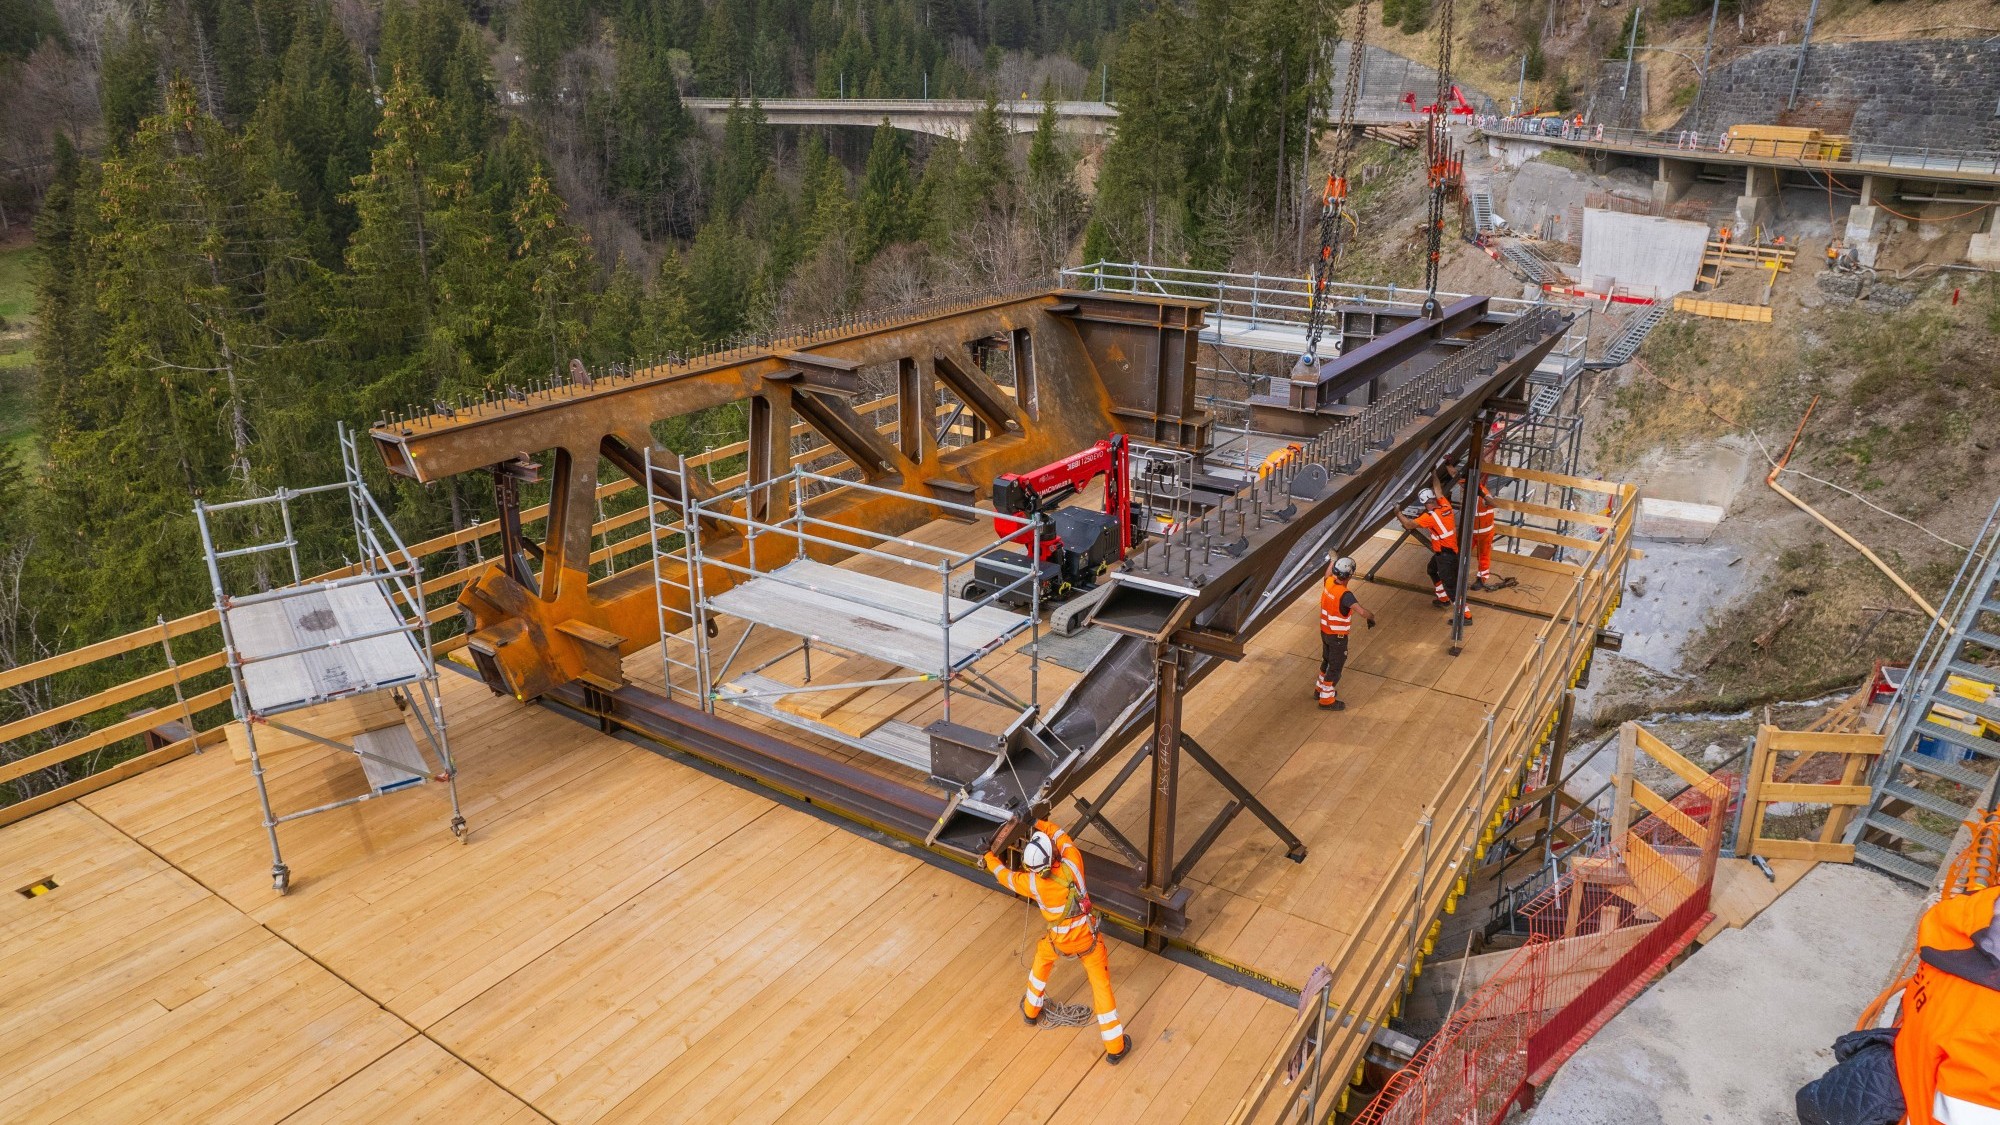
1436,464 -> 1513,591
984,818 -> 1132,1064
1397,490 -> 1472,625
1317,555 -> 1377,710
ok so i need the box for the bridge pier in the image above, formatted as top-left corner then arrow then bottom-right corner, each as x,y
1652,157 -> 1700,211
1842,174 -> 1887,267
1735,166 -> 1782,234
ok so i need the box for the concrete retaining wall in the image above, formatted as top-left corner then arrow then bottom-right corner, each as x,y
1577,209 -> 1710,300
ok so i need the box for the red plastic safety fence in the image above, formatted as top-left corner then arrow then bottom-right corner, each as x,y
1356,769 -> 1726,1125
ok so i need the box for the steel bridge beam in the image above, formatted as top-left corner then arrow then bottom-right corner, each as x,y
927,307 -> 1576,919
369,288 -> 1210,702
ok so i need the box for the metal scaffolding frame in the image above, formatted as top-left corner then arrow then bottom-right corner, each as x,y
1062,260 -> 1595,561
645,455 -> 1047,770
195,424 -> 465,895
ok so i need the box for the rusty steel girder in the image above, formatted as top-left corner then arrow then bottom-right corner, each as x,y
370,287 -> 1210,702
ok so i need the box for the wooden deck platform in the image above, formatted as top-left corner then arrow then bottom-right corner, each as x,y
0,514 -> 1573,1124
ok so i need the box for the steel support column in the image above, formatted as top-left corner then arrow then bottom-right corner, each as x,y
1450,408 -> 1486,653
1144,642 -> 1185,949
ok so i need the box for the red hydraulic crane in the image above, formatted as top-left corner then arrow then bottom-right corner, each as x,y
969,435 -> 1147,608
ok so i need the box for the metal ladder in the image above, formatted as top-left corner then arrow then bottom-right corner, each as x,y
1849,495 -> 2000,885
1500,243 -> 1560,285
1595,303 -> 1668,368
1470,190 -> 1496,235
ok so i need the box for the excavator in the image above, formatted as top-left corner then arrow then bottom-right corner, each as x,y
960,435 -> 1149,625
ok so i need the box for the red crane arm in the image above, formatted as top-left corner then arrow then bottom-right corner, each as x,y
992,435 -> 1135,557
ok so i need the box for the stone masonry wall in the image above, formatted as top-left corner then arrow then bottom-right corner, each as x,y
1588,60 -> 1650,130
1670,40 -> 2000,151
1327,43 -> 1501,119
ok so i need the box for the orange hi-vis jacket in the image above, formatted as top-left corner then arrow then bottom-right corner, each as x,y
1469,483 -> 1496,536
1896,885 -> 2000,1123
1320,577 -> 1354,635
1440,489 -> 1495,535
1417,507 -> 1457,552
985,820 -> 1098,956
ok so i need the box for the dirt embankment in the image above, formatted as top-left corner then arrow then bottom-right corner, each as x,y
1582,260 -> 2000,722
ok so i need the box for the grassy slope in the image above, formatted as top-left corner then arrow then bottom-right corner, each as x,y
0,243 -> 38,462
1592,275 -> 2000,711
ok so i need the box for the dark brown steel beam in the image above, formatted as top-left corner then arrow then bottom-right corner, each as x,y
1296,294 -> 1489,409
367,287 -> 1209,703
549,680 -> 1188,933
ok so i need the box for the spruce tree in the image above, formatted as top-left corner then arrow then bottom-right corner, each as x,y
254,6 -> 380,260
605,37 -> 693,239
509,164 -> 592,382
686,218 -> 755,340
1025,100 -> 1082,272
49,80 -> 327,631
859,120 -> 916,258
646,249 -> 702,355
711,99 -> 771,222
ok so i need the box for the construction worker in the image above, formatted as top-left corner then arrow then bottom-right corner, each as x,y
984,818 -> 1132,1064
1436,464 -> 1513,591
1257,443 -> 1303,480
1317,555 -> 1377,710
1396,490 -> 1471,625
1894,883 -> 2000,1122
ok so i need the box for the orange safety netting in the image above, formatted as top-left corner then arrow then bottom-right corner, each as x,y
1854,809 -> 2000,1031
1355,771 -> 1728,1125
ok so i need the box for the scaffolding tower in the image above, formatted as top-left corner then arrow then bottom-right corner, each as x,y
645,453 -> 1046,775
195,424 -> 465,894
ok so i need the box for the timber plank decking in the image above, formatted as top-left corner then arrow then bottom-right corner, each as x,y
2,508 -> 1569,1123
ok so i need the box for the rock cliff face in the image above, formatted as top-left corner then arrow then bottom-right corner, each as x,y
1667,39 -> 2000,150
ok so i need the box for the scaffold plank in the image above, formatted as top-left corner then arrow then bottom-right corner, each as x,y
707,559 -> 1027,674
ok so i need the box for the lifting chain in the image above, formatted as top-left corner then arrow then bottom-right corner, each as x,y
1422,0 -> 1460,314
1299,0 -> 1372,369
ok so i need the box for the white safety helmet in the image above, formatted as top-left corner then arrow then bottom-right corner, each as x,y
1022,830 -> 1056,873
1418,488 -> 1438,504
1332,556 -> 1358,580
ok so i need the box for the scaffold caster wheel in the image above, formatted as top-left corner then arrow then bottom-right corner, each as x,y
451,816 -> 469,842
273,866 -> 290,895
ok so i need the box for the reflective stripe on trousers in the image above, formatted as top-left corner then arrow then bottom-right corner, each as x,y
1023,935 -> 1124,1047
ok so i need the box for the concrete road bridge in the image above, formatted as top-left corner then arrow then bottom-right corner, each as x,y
1480,121 -> 2000,266
681,98 -> 1121,139
682,97 -> 1425,140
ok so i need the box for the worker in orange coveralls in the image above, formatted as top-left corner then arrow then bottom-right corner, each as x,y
1895,884 -> 2000,1123
1397,491 -> 1472,625
1436,463 -> 1513,592
984,817 -> 1132,1064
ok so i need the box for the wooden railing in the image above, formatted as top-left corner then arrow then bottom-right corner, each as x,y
1228,465 -> 1636,1124
0,394 -> 978,827
1738,725 -> 1885,863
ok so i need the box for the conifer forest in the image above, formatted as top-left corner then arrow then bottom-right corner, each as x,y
0,0 -> 1344,773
